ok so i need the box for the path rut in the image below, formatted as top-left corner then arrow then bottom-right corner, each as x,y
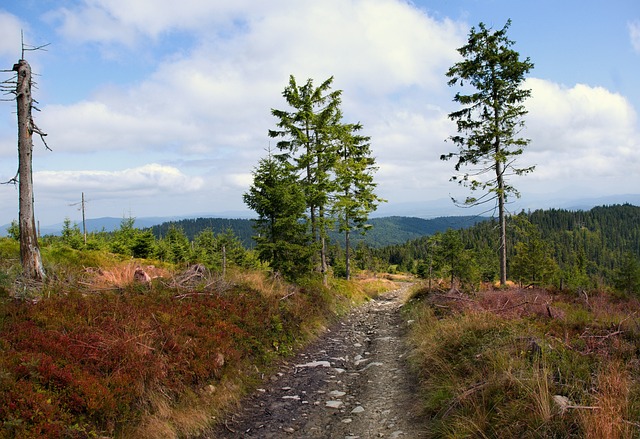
203,283 -> 425,438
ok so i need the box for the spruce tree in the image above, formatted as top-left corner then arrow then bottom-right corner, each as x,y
243,151 -> 311,280
443,20 -> 534,286
332,123 -> 384,280
269,75 -> 342,283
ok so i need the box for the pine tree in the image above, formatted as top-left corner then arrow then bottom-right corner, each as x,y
243,151 -> 311,280
510,215 -> 557,287
443,20 -> 534,286
269,75 -> 342,283
163,225 -> 190,264
332,123 -> 384,280
614,252 -> 640,295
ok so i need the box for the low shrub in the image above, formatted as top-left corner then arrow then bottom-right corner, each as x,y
0,257 -> 376,438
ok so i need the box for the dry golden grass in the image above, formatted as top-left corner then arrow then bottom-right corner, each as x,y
85,262 -> 171,289
406,285 -> 640,438
475,288 -> 557,320
230,268 -> 292,299
129,381 -> 241,439
355,276 -> 400,297
581,361 -> 633,439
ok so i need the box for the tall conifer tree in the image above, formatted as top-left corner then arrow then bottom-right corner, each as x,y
269,75 -> 342,283
333,123 -> 384,280
443,20 -> 534,285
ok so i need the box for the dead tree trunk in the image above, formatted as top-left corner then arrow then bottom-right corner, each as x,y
13,59 -> 45,281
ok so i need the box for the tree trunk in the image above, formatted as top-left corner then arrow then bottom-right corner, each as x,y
222,244 -> 227,279
319,202 -> 328,286
13,59 -> 45,281
496,160 -> 507,286
345,225 -> 351,281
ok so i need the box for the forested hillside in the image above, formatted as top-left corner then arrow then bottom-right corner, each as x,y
375,204 -> 640,291
147,215 -> 485,250
150,218 -> 255,248
340,215 -> 485,248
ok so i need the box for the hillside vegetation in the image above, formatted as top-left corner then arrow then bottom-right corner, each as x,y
146,215 -> 485,250
406,285 -> 640,438
375,204 -> 640,293
0,237 -> 395,438
2,204 -> 639,437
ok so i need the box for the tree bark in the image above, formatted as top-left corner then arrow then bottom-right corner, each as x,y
13,59 -> 45,281
496,160 -> 507,286
319,199 -> 328,286
345,224 -> 351,281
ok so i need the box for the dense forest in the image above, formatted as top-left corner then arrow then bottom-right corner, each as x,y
150,218 -> 255,248
145,215 -> 485,250
374,204 -> 640,292
341,215 -> 485,248
40,204 -> 640,293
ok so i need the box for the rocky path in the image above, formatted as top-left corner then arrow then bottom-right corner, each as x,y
203,283 -> 425,438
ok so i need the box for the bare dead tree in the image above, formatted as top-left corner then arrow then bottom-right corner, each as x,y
14,59 -> 46,280
2,35 -> 51,281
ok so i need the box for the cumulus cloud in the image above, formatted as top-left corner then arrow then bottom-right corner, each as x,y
521,78 -> 639,194
526,78 -> 636,150
35,163 -> 204,198
48,0 -> 264,45
629,20 -> 640,53
40,101 -> 199,153
37,0 -> 466,164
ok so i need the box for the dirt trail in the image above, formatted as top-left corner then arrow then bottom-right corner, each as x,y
203,283 -> 425,438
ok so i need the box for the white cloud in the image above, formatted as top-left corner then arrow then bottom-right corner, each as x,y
35,163 -> 203,198
0,11 -> 22,58
521,78 -> 639,194
40,101 -> 199,153
48,0 -> 264,44
49,0 -> 465,90
36,0 -> 466,167
526,78 -> 636,151
629,20 -> 640,53
0,164 -> 208,224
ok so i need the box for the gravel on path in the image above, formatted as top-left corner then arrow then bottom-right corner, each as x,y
202,283 -> 426,439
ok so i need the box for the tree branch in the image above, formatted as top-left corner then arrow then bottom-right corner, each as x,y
31,121 -> 51,151
1,170 -> 19,186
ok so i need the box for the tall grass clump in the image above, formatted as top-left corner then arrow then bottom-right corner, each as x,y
406,284 -> 640,438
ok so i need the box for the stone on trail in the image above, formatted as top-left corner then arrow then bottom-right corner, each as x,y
358,361 -> 383,372
351,405 -> 365,413
325,400 -> 344,409
295,360 -> 331,368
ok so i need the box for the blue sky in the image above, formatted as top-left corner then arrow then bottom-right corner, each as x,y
1,0 -> 639,226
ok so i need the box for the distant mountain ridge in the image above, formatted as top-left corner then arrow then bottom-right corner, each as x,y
2,194 -> 638,242
2,214 -> 486,247
345,216 -> 486,248
145,215 -> 486,248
